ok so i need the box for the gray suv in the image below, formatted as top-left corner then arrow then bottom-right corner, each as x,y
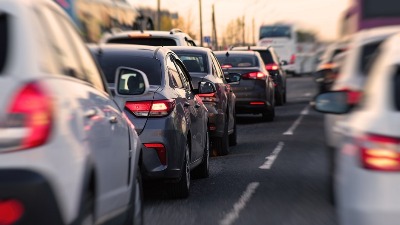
102,29 -> 197,46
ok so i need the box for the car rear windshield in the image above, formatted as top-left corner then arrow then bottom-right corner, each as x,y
107,37 -> 177,46
175,53 -> 209,73
259,25 -> 291,39
96,53 -> 162,85
360,41 -> 382,75
0,14 -> 8,74
215,54 -> 259,67
256,50 -> 274,64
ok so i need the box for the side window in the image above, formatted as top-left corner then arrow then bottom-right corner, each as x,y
166,55 -> 184,89
394,67 -> 400,111
36,6 -> 86,81
54,12 -> 106,92
174,59 -> 191,90
211,54 -> 226,81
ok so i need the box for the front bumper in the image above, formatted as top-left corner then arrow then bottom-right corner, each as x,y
0,169 -> 65,225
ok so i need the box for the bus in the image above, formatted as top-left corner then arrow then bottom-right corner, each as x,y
257,24 -> 298,76
54,0 -> 154,43
340,0 -> 400,37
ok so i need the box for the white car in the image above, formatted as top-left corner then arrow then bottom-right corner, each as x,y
315,32 -> 400,225
0,0 -> 143,224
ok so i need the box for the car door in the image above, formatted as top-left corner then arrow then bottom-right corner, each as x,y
173,56 -> 204,162
45,7 -> 131,216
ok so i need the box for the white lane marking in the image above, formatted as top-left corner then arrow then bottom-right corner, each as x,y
219,182 -> 260,225
304,92 -> 312,97
259,142 -> 285,170
283,105 -> 310,135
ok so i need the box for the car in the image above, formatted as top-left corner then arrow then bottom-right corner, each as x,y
319,26 -> 400,203
214,51 -> 275,121
90,44 -> 211,198
0,1 -> 143,224
168,46 -> 237,156
314,32 -> 400,225
231,46 -> 287,105
101,28 -> 197,46
313,40 -> 348,93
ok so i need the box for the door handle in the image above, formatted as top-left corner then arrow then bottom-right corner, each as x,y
109,116 -> 118,124
184,102 -> 190,107
84,109 -> 97,118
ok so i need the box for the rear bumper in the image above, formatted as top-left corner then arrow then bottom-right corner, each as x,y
0,169 -> 65,225
235,100 -> 271,114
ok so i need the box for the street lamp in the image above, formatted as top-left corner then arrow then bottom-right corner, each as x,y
199,0 -> 203,46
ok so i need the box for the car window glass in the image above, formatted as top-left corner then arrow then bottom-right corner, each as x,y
0,13 -> 8,74
37,7 -> 86,80
394,67 -> 400,111
360,41 -> 382,76
258,50 -> 275,64
211,54 -> 225,79
174,60 -> 191,90
55,13 -> 106,92
176,53 -> 208,73
108,37 -> 177,46
166,55 -> 184,88
215,54 -> 259,67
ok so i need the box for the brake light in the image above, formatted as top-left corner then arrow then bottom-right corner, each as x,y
265,64 -> 279,71
319,63 -> 335,70
144,143 -> 167,165
221,65 -> 232,69
3,82 -> 53,150
338,88 -> 362,105
0,199 -> 24,225
359,134 -> 400,171
128,33 -> 151,38
250,102 -> 265,105
290,54 -> 296,64
197,93 -> 217,103
125,100 -> 175,117
242,72 -> 266,80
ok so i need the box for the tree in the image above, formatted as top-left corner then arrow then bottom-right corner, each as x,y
172,11 -> 197,40
222,17 -> 245,47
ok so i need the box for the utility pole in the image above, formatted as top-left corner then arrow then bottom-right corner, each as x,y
157,0 -> 161,30
199,0 -> 203,47
252,17 -> 255,45
211,4 -> 218,50
242,15 -> 245,45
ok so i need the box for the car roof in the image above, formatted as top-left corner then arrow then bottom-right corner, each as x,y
168,46 -> 212,54
351,26 -> 400,46
104,29 -> 194,41
89,44 -> 171,59
214,51 -> 258,56
231,46 -> 272,51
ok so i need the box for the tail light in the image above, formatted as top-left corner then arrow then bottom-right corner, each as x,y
290,54 -> 296,64
250,102 -> 265,105
3,82 -> 53,151
221,65 -> 232,69
144,143 -> 167,165
265,64 -> 279,71
0,199 -> 24,225
318,63 -> 335,70
125,100 -> 175,117
338,88 -> 362,105
359,134 -> 400,171
197,93 -> 217,103
242,71 -> 266,80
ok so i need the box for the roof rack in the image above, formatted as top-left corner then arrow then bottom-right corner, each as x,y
170,28 -> 183,34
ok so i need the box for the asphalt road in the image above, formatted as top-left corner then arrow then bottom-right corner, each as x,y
143,76 -> 337,225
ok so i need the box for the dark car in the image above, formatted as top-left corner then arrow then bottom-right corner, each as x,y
214,51 -> 275,121
169,46 -> 237,156
90,44 -> 212,198
231,46 -> 287,105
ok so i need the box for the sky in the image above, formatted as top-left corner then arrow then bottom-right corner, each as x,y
128,0 -> 350,42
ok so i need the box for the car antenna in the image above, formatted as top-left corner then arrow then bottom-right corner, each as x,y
226,51 -> 229,57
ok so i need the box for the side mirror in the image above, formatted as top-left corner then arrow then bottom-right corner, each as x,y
280,60 -> 288,66
114,67 -> 150,96
313,91 -> 352,114
225,73 -> 241,84
198,81 -> 216,94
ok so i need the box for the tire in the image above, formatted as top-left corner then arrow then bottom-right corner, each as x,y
262,106 -> 275,122
283,91 -> 287,104
229,117 -> 237,146
192,131 -> 210,178
80,191 -> 94,225
275,89 -> 284,106
214,116 -> 229,156
126,172 -> 143,225
168,144 -> 190,198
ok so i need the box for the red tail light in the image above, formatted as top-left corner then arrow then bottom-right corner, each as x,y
221,64 -> 232,69
197,93 -> 217,103
0,199 -> 24,225
290,54 -> 296,64
242,71 -> 266,80
4,82 -> 53,150
250,102 -> 265,105
125,100 -> 175,117
144,143 -> 167,165
359,134 -> 400,171
338,88 -> 362,105
265,64 -> 279,71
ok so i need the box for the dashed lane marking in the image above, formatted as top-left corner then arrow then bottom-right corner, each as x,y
259,142 -> 285,170
283,105 -> 309,135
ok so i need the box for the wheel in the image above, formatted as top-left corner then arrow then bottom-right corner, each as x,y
229,117 -> 237,146
283,91 -> 287,103
126,172 -> 143,225
80,191 -> 94,225
262,106 -> 275,122
168,144 -> 190,198
275,89 -> 284,106
192,131 -> 209,178
214,116 -> 229,156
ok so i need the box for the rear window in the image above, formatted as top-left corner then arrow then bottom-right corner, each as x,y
395,67 -> 400,111
215,54 -> 259,67
175,53 -> 209,73
0,14 -> 8,73
360,41 -> 382,75
107,37 -> 177,46
95,53 -> 162,85
256,50 -> 274,64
